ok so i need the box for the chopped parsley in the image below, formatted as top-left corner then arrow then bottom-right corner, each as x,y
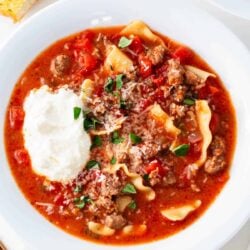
86,160 -> 100,170
172,144 -> 190,156
122,183 -> 137,194
111,131 -> 124,144
118,36 -> 132,48
116,74 -> 124,90
83,116 -> 101,131
183,97 -> 195,106
128,200 -> 137,210
73,107 -> 81,120
74,196 -> 92,209
104,77 -> 114,93
110,156 -> 117,165
91,135 -> 102,149
129,133 -> 142,145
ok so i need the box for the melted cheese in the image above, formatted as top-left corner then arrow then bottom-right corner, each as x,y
23,85 -> 90,183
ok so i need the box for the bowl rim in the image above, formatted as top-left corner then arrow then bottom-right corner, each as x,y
0,0 -> 250,250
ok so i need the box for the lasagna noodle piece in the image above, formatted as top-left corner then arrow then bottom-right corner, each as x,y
149,103 -> 181,138
116,196 -> 132,212
87,222 -> 115,236
104,45 -> 134,73
184,65 -> 216,82
105,164 -> 155,201
80,79 -> 94,104
120,20 -> 165,47
122,224 -> 147,236
161,200 -> 201,221
0,0 -> 36,21
192,100 -> 212,168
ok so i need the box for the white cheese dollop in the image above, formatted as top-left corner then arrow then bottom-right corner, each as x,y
23,85 -> 90,183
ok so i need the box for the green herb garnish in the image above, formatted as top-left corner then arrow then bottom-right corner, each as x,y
143,174 -> 149,182
74,196 -> 92,209
111,131 -> 125,144
128,200 -> 137,210
84,117 -> 101,131
172,144 -> 190,156
129,133 -> 142,145
91,135 -> 102,149
116,74 -> 124,90
74,107 -> 82,120
86,160 -> 100,170
118,36 -> 132,48
104,77 -> 114,93
122,183 -> 137,194
120,99 -> 127,110
183,97 -> 195,106
110,156 -> 117,165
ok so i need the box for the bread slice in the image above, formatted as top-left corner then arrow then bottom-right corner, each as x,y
0,0 -> 37,21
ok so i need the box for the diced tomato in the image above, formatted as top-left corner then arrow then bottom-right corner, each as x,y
173,46 -> 193,64
14,149 -> 29,165
138,56 -> 152,78
209,85 -> 220,95
145,159 -> 166,177
210,112 -> 220,133
130,36 -> 144,54
156,63 -> 168,75
152,76 -> 165,87
72,30 -> 95,53
78,53 -> 98,74
197,85 -> 210,99
9,106 -> 25,129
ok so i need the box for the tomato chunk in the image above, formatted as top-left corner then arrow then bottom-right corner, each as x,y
173,46 -> 193,64
210,112 -> 220,133
130,36 -> 143,54
9,106 -> 25,129
145,159 -> 166,176
14,149 -> 29,165
139,56 -> 152,78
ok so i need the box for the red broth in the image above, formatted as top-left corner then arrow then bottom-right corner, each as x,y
4,25 -> 236,244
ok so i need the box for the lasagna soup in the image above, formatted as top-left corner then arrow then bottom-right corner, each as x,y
5,21 -> 236,244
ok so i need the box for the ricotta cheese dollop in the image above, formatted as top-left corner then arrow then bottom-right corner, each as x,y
23,85 -> 90,183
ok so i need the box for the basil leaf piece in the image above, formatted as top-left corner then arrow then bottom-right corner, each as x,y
129,133 -> 142,145
118,36 -> 132,48
74,107 -> 82,120
173,144 -> 190,156
86,160 -> 100,170
183,98 -> 195,106
111,131 -> 125,144
116,74 -> 124,90
128,200 -> 137,210
74,196 -> 92,209
83,117 -> 101,131
110,156 -> 117,165
91,135 -> 102,149
120,99 -> 127,110
104,77 -> 114,93
122,183 -> 137,194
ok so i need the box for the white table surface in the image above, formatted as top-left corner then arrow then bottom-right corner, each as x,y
0,0 -> 249,249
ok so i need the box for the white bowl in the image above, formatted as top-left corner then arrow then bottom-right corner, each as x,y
0,0 -> 250,249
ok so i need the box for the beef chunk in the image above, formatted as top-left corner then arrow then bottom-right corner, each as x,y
149,168 -> 161,186
204,155 -> 226,174
172,85 -> 186,103
169,103 -> 186,118
147,45 -> 165,65
163,171 -> 176,186
185,70 -> 205,89
210,136 -> 225,156
50,54 -> 71,77
104,214 -> 127,229
167,59 -> 185,86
